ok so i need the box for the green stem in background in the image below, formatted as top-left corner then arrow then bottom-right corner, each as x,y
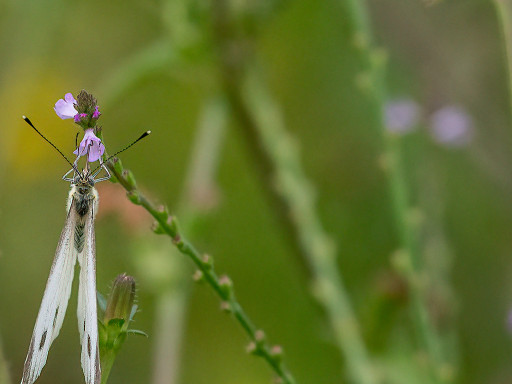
151,290 -> 187,384
211,1 -> 378,384
419,159 -> 459,373
151,96 -> 227,384
494,1 -> 512,125
240,71 -> 380,384
338,0 -> 450,381
97,138 -> 296,384
98,39 -> 175,109
383,135 -> 447,382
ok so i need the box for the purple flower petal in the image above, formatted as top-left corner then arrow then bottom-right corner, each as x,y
88,140 -> 105,162
64,93 -> 76,104
54,92 -> 78,120
73,129 -> 105,163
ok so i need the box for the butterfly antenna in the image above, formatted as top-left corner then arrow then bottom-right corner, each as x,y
22,116 -> 81,175
92,130 -> 151,175
107,131 -> 151,162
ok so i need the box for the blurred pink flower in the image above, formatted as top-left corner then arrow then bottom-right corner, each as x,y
429,106 -> 474,147
384,99 -> 420,134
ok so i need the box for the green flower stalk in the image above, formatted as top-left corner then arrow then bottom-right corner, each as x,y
98,274 -> 145,384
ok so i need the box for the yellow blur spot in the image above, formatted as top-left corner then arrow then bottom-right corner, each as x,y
0,66 -> 80,182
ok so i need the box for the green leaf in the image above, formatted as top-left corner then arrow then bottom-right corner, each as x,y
127,329 -> 149,338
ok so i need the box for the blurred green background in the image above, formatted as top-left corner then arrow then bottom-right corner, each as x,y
2,0 -> 512,383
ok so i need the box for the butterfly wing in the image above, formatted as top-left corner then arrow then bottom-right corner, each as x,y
21,200 -> 79,384
77,202 -> 101,384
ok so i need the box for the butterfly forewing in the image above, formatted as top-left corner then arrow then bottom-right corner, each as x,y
21,201 -> 79,384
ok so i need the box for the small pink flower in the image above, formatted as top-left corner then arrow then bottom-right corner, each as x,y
74,129 -> 105,162
74,113 -> 88,123
54,93 -> 78,120
92,106 -> 101,119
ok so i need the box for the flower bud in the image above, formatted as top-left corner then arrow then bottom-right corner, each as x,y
75,90 -> 98,115
122,169 -> 137,189
71,90 -> 101,129
104,274 -> 136,330
127,190 -> 141,205
270,345 -> 283,361
219,275 -> 233,299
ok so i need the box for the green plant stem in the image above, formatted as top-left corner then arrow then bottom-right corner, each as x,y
100,349 -> 116,384
241,71 -> 380,384
100,150 -> 296,384
384,135 -> 446,382
494,1 -> 512,124
152,290 -> 187,384
337,0 -> 449,380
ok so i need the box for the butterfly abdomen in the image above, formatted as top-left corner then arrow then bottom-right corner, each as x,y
75,221 -> 85,253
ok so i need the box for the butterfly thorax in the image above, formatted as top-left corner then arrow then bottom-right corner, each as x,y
70,174 -> 98,218
68,175 -> 98,254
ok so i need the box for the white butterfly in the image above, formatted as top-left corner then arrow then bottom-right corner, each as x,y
20,117 -> 111,384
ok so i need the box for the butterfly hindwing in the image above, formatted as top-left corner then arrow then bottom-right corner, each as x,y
77,200 -> 101,384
